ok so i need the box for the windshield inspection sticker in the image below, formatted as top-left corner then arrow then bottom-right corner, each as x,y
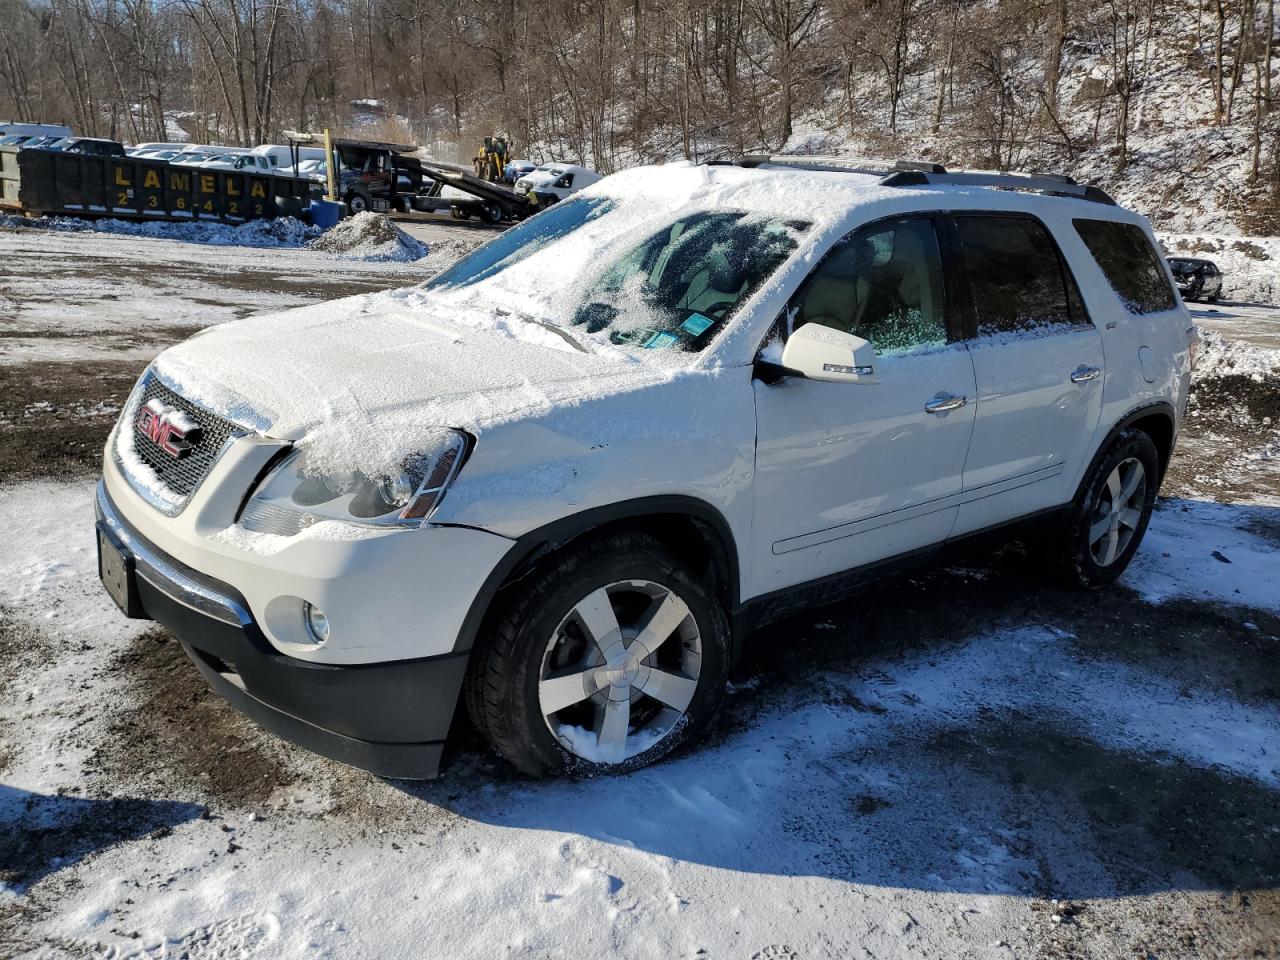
681,312 -> 714,336
642,331 -> 680,349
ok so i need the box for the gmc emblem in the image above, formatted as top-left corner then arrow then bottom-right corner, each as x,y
136,399 -> 202,458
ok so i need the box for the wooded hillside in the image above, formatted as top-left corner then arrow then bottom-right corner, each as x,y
1,0 -> 1277,231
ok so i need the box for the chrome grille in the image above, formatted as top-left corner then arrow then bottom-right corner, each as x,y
116,374 -> 242,512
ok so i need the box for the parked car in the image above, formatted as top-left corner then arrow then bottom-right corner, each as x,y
502,159 -> 537,184
171,152 -> 215,166
199,153 -> 276,174
51,137 -> 126,157
513,162 -> 601,204
136,150 -> 183,162
1167,256 -> 1223,303
96,158 -> 1194,780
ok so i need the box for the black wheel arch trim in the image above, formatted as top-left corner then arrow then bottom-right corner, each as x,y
449,495 -> 742,656
1080,400 -> 1178,495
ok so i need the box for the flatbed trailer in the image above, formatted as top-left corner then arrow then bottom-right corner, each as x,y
0,146 -> 317,222
405,157 -> 536,222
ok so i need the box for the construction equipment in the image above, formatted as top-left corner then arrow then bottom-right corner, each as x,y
472,136 -> 511,182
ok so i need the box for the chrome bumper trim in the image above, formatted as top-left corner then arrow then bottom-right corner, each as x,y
96,480 -> 252,627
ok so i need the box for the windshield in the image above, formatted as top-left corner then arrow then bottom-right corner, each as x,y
1169,259 -> 1201,276
426,197 -> 807,354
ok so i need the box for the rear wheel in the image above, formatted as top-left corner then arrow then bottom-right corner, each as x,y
465,533 -> 730,777
1055,429 -> 1160,587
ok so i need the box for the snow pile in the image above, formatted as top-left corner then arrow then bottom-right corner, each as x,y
1193,328 -> 1280,382
0,214 -> 321,248
1159,233 -> 1280,304
306,212 -> 427,262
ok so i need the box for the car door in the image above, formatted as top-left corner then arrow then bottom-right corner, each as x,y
750,214 -> 978,597
947,212 -> 1105,536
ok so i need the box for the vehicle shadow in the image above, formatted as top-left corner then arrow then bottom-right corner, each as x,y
0,784 -> 204,892
397,498 -> 1280,900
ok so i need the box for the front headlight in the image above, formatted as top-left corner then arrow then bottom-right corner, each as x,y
239,430 -> 470,536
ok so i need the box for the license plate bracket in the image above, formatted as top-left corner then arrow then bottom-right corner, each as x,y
98,525 -> 144,618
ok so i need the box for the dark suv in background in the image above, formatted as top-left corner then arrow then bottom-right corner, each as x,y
1168,257 -> 1223,303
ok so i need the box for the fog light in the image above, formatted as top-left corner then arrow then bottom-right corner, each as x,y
303,602 -> 330,644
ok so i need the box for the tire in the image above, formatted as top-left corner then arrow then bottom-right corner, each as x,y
480,204 -> 503,224
1055,428 -> 1160,588
464,532 -> 730,777
346,192 -> 368,215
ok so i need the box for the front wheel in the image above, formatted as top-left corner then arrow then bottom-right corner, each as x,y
1056,429 -> 1160,587
464,533 -> 730,777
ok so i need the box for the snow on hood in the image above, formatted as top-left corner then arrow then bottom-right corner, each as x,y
154,287 -> 681,478
153,163 -> 893,477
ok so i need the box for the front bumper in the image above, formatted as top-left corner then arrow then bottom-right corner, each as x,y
96,481 -> 468,778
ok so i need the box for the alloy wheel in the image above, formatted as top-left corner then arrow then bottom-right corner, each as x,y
538,580 -> 702,764
1089,457 -> 1147,566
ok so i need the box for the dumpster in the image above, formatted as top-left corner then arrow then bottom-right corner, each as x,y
0,146 -> 320,224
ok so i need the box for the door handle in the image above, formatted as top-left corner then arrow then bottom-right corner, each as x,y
925,393 -> 967,414
1070,365 -> 1102,383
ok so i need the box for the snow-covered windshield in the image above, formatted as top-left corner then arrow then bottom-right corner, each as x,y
425,197 -> 808,354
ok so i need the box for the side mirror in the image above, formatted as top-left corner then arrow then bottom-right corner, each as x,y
779,323 -> 880,384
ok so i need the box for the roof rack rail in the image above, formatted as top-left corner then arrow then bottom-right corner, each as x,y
880,169 -> 1116,205
735,154 -> 947,176
723,153 -> 1115,205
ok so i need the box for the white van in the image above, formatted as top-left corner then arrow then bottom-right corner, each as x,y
131,142 -> 190,154
252,144 -> 327,169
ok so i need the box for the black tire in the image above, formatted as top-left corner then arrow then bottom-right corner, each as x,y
464,532 -> 730,778
346,192 -> 368,215
1055,428 -> 1161,588
480,204 -> 503,224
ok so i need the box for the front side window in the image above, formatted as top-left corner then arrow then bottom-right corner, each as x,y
955,215 -> 1082,336
1073,218 -> 1177,314
790,217 -> 948,354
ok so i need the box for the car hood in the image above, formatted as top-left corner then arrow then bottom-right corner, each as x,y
152,288 -> 680,476
519,170 -> 566,188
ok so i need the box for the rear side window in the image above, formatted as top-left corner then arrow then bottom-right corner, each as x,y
1073,219 -> 1177,314
954,215 -> 1082,336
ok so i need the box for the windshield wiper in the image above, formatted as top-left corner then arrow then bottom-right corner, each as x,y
529,318 -> 588,353
494,307 -> 589,353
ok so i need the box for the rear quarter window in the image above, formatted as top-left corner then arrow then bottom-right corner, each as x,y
1073,219 -> 1177,314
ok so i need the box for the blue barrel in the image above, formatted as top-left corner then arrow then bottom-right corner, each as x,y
309,198 -> 342,228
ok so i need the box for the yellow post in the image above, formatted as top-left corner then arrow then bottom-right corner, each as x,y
323,127 -> 336,202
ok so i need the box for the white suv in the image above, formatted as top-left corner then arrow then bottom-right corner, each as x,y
96,157 -> 1195,778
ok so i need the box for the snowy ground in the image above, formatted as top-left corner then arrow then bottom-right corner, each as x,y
0,219 -> 1277,958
